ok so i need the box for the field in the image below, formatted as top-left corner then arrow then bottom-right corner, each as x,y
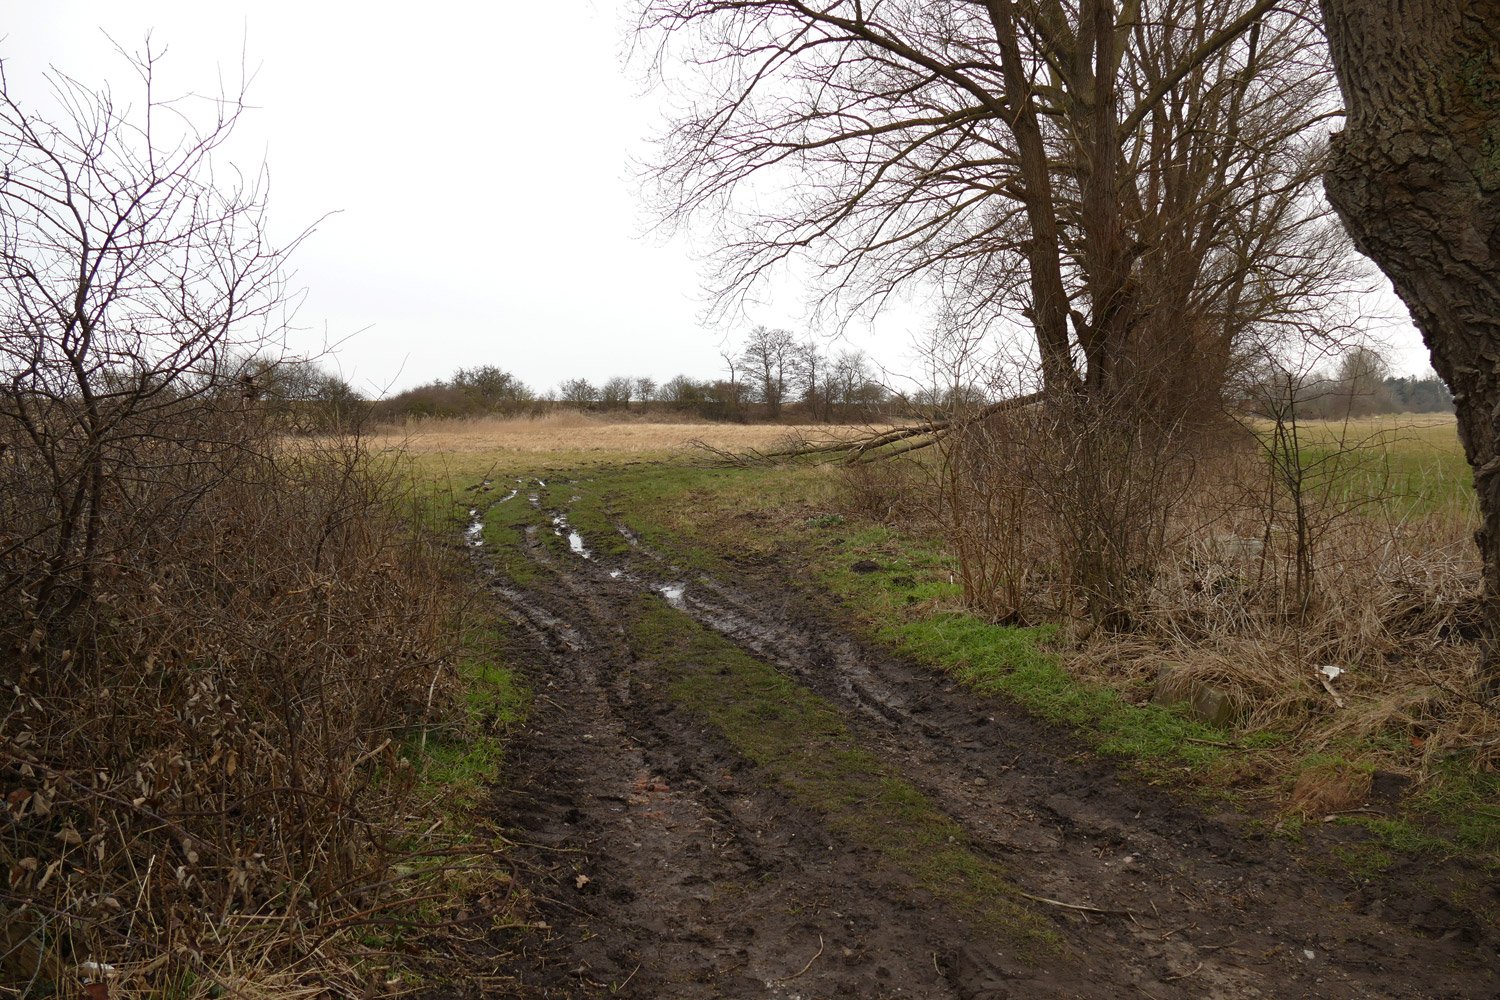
393,410 -> 1499,998
372,411 -> 878,479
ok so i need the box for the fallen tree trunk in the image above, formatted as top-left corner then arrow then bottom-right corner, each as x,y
696,392 -> 1045,466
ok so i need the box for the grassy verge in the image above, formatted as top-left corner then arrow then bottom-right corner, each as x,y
417,616 -> 531,813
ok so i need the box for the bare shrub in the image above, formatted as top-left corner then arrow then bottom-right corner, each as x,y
932,389 -> 1220,629
0,407 -> 465,994
1075,419 -> 1498,773
837,454 -> 925,527
0,45 -> 468,995
935,411 -> 1051,625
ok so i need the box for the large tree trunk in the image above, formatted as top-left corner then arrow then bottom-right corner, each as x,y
1319,1 -> 1500,693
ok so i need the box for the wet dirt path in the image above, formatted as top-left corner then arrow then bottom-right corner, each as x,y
468,484 -> 1499,999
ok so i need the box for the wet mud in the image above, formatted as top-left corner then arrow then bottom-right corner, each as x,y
453,492 -> 1499,999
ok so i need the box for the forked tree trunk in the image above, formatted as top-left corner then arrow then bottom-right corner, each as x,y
1319,1 -> 1500,693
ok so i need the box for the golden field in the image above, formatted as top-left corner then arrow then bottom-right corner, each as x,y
372,411 -> 885,481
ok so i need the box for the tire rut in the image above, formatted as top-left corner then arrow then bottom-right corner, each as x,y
473,501 -> 1498,999
482,527 -> 1001,998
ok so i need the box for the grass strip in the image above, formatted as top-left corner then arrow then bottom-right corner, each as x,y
628,597 -> 1060,958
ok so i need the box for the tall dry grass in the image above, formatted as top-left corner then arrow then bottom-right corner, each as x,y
1079,437 -> 1497,771
882,408 -> 1497,776
372,410 -> 880,459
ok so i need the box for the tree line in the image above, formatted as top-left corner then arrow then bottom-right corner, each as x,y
352,325 -> 897,423
268,338 -> 1452,428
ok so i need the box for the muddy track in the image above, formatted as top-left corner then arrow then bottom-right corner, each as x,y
466,495 -> 1498,999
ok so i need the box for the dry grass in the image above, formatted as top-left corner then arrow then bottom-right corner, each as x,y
1061,415 -> 1499,780
0,407 -> 479,997
374,411 -> 879,461
906,408 -> 1497,802
374,412 -> 894,498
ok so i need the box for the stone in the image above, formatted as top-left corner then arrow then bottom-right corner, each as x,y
1151,663 -> 1240,729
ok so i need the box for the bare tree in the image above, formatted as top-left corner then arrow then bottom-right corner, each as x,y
602,375 -> 635,409
1330,344 -> 1391,417
790,340 -> 829,421
636,0 -> 1356,621
453,364 -> 532,410
0,42 -> 306,622
558,377 -> 599,407
638,1 -> 1348,410
717,346 -> 746,420
633,375 -> 659,404
739,325 -> 798,417
660,373 -> 703,408
1318,1 -> 1500,691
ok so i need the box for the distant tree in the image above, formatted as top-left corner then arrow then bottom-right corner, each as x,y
558,378 -> 598,407
1331,345 -> 1392,416
705,378 -> 749,421
791,342 -> 830,421
717,348 -> 746,420
601,376 -> 634,409
1383,374 -> 1453,414
633,376 -> 658,405
828,350 -> 874,413
302,371 -> 364,429
452,365 -> 532,411
658,374 -> 702,408
740,326 -> 798,417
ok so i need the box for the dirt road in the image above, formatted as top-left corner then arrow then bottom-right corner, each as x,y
460,485 -> 1499,999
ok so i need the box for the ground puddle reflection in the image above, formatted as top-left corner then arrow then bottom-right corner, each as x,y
551,513 -> 593,559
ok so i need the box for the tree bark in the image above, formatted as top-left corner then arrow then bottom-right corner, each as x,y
1319,1 -> 1500,691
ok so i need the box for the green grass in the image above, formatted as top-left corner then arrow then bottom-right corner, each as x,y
628,596 -> 1058,956
1413,759 -> 1500,853
1263,415 -> 1475,519
416,618 -> 531,814
877,612 -> 1229,768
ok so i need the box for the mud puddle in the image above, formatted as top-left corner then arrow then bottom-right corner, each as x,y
464,487 -> 519,546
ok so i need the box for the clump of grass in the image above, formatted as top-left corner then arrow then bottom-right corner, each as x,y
1286,756 -> 1375,819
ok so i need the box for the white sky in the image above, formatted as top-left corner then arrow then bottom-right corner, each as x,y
1,2 -> 1434,396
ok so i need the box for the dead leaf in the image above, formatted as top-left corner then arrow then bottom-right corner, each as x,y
574,873 -> 591,890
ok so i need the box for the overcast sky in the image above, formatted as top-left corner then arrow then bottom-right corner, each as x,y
2,2 -> 1433,396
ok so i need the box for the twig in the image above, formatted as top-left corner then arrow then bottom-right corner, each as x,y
1317,674 -> 1346,709
1163,960 -> 1203,983
784,934 -> 824,981
611,962 -> 641,994
1017,891 -> 1133,916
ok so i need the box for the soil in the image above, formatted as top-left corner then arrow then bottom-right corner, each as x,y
442,494 -> 1500,999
